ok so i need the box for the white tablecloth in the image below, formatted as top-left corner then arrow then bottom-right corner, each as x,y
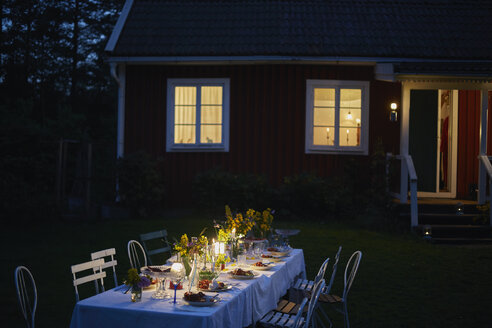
70,249 -> 306,328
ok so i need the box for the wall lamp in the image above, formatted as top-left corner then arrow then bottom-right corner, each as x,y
390,102 -> 398,122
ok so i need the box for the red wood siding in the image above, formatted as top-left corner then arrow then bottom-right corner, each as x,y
487,91 -> 492,154
457,90 -> 481,199
124,64 -> 401,205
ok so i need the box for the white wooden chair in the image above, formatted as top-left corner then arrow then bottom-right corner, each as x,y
127,240 -> 147,269
317,251 -> 362,328
291,246 -> 342,301
91,248 -> 118,291
139,229 -> 172,265
71,258 -> 106,302
14,266 -> 37,328
292,257 -> 330,294
260,279 -> 326,328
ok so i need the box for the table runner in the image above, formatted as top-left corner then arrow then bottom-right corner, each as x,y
70,249 -> 306,328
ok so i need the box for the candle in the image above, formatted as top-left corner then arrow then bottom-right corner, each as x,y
232,228 -> 236,239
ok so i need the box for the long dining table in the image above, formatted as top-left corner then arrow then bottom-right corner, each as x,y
69,249 -> 306,328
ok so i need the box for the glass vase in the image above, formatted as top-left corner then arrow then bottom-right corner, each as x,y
131,285 -> 142,302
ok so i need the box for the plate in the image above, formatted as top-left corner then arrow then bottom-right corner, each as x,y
228,271 -> 257,279
267,248 -> 292,257
250,264 -> 273,271
200,285 -> 233,292
183,296 -> 220,307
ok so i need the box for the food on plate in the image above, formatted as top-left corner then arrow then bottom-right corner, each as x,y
231,268 -> 254,276
184,292 -> 209,302
199,279 -> 225,290
261,254 -> 273,258
267,247 -> 279,252
184,291 -> 218,303
252,261 -> 268,267
198,279 -> 211,289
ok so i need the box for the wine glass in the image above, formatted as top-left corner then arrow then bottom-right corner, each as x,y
169,262 -> 185,304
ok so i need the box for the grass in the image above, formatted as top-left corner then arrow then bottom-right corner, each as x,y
3,210 -> 492,327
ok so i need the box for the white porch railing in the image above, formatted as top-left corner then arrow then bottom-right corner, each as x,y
478,155 -> 492,227
386,153 -> 419,228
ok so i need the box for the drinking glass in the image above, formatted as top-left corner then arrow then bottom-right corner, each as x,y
169,262 -> 186,304
238,254 -> 247,267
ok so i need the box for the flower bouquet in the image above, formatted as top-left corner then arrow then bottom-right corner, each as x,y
125,268 -> 151,302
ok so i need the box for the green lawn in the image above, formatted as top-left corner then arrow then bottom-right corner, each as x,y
3,211 -> 492,327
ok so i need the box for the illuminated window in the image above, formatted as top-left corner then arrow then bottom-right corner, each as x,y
305,80 -> 369,154
166,79 -> 230,152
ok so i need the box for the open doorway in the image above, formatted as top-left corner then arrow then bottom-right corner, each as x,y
409,89 -> 458,198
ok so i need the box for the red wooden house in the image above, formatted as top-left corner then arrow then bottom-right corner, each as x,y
105,0 -> 492,226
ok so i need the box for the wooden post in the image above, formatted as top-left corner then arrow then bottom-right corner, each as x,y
478,89 -> 489,204
86,143 -> 92,219
56,138 -> 64,206
400,83 -> 411,204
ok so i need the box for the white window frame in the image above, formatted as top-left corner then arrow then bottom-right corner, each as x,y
305,79 -> 370,155
166,78 -> 230,152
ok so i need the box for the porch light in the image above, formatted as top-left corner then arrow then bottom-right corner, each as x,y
456,202 -> 464,215
390,102 -> 398,122
423,225 -> 432,240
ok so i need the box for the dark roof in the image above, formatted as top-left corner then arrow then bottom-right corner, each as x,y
395,62 -> 492,77
109,0 -> 492,60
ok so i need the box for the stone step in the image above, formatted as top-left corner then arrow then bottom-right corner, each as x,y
416,224 -> 492,239
429,237 -> 492,244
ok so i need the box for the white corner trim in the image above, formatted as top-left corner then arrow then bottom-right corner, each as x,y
105,0 -> 134,52
375,63 -> 395,82
116,64 -> 126,159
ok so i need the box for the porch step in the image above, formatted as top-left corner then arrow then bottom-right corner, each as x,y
398,201 -> 491,243
428,237 -> 492,244
418,213 -> 479,225
415,224 -> 492,243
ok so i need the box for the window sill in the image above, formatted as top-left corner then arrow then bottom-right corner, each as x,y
305,147 -> 368,155
167,145 -> 229,153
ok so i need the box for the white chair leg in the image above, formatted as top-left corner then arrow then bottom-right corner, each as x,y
344,303 -> 349,328
315,304 -> 332,328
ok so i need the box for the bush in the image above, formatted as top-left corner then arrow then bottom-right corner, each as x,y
276,171 -> 356,220
192,167 -> 271,210
117,151 -> 165,217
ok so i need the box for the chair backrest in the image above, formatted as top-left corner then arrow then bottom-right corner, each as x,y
305,279 -> 326,327
291,297 -> 308,328
71,258 -> 106,302
314,257 -> 330,285
326,246 -> 342,293
342,250 -> 362,301
91,248 -> 118,289
139,229 -> 172,265
14,266 -> 37,328
127,240 -> 147,269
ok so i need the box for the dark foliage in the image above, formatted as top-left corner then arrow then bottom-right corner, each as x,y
192,167 -> 272,211
1,0 -> 124,220
117,151 -> 166,218
192,148 -> 394,224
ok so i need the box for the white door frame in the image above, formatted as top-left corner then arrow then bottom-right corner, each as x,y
400,80 -> 492,203
417,90 -> 458,198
